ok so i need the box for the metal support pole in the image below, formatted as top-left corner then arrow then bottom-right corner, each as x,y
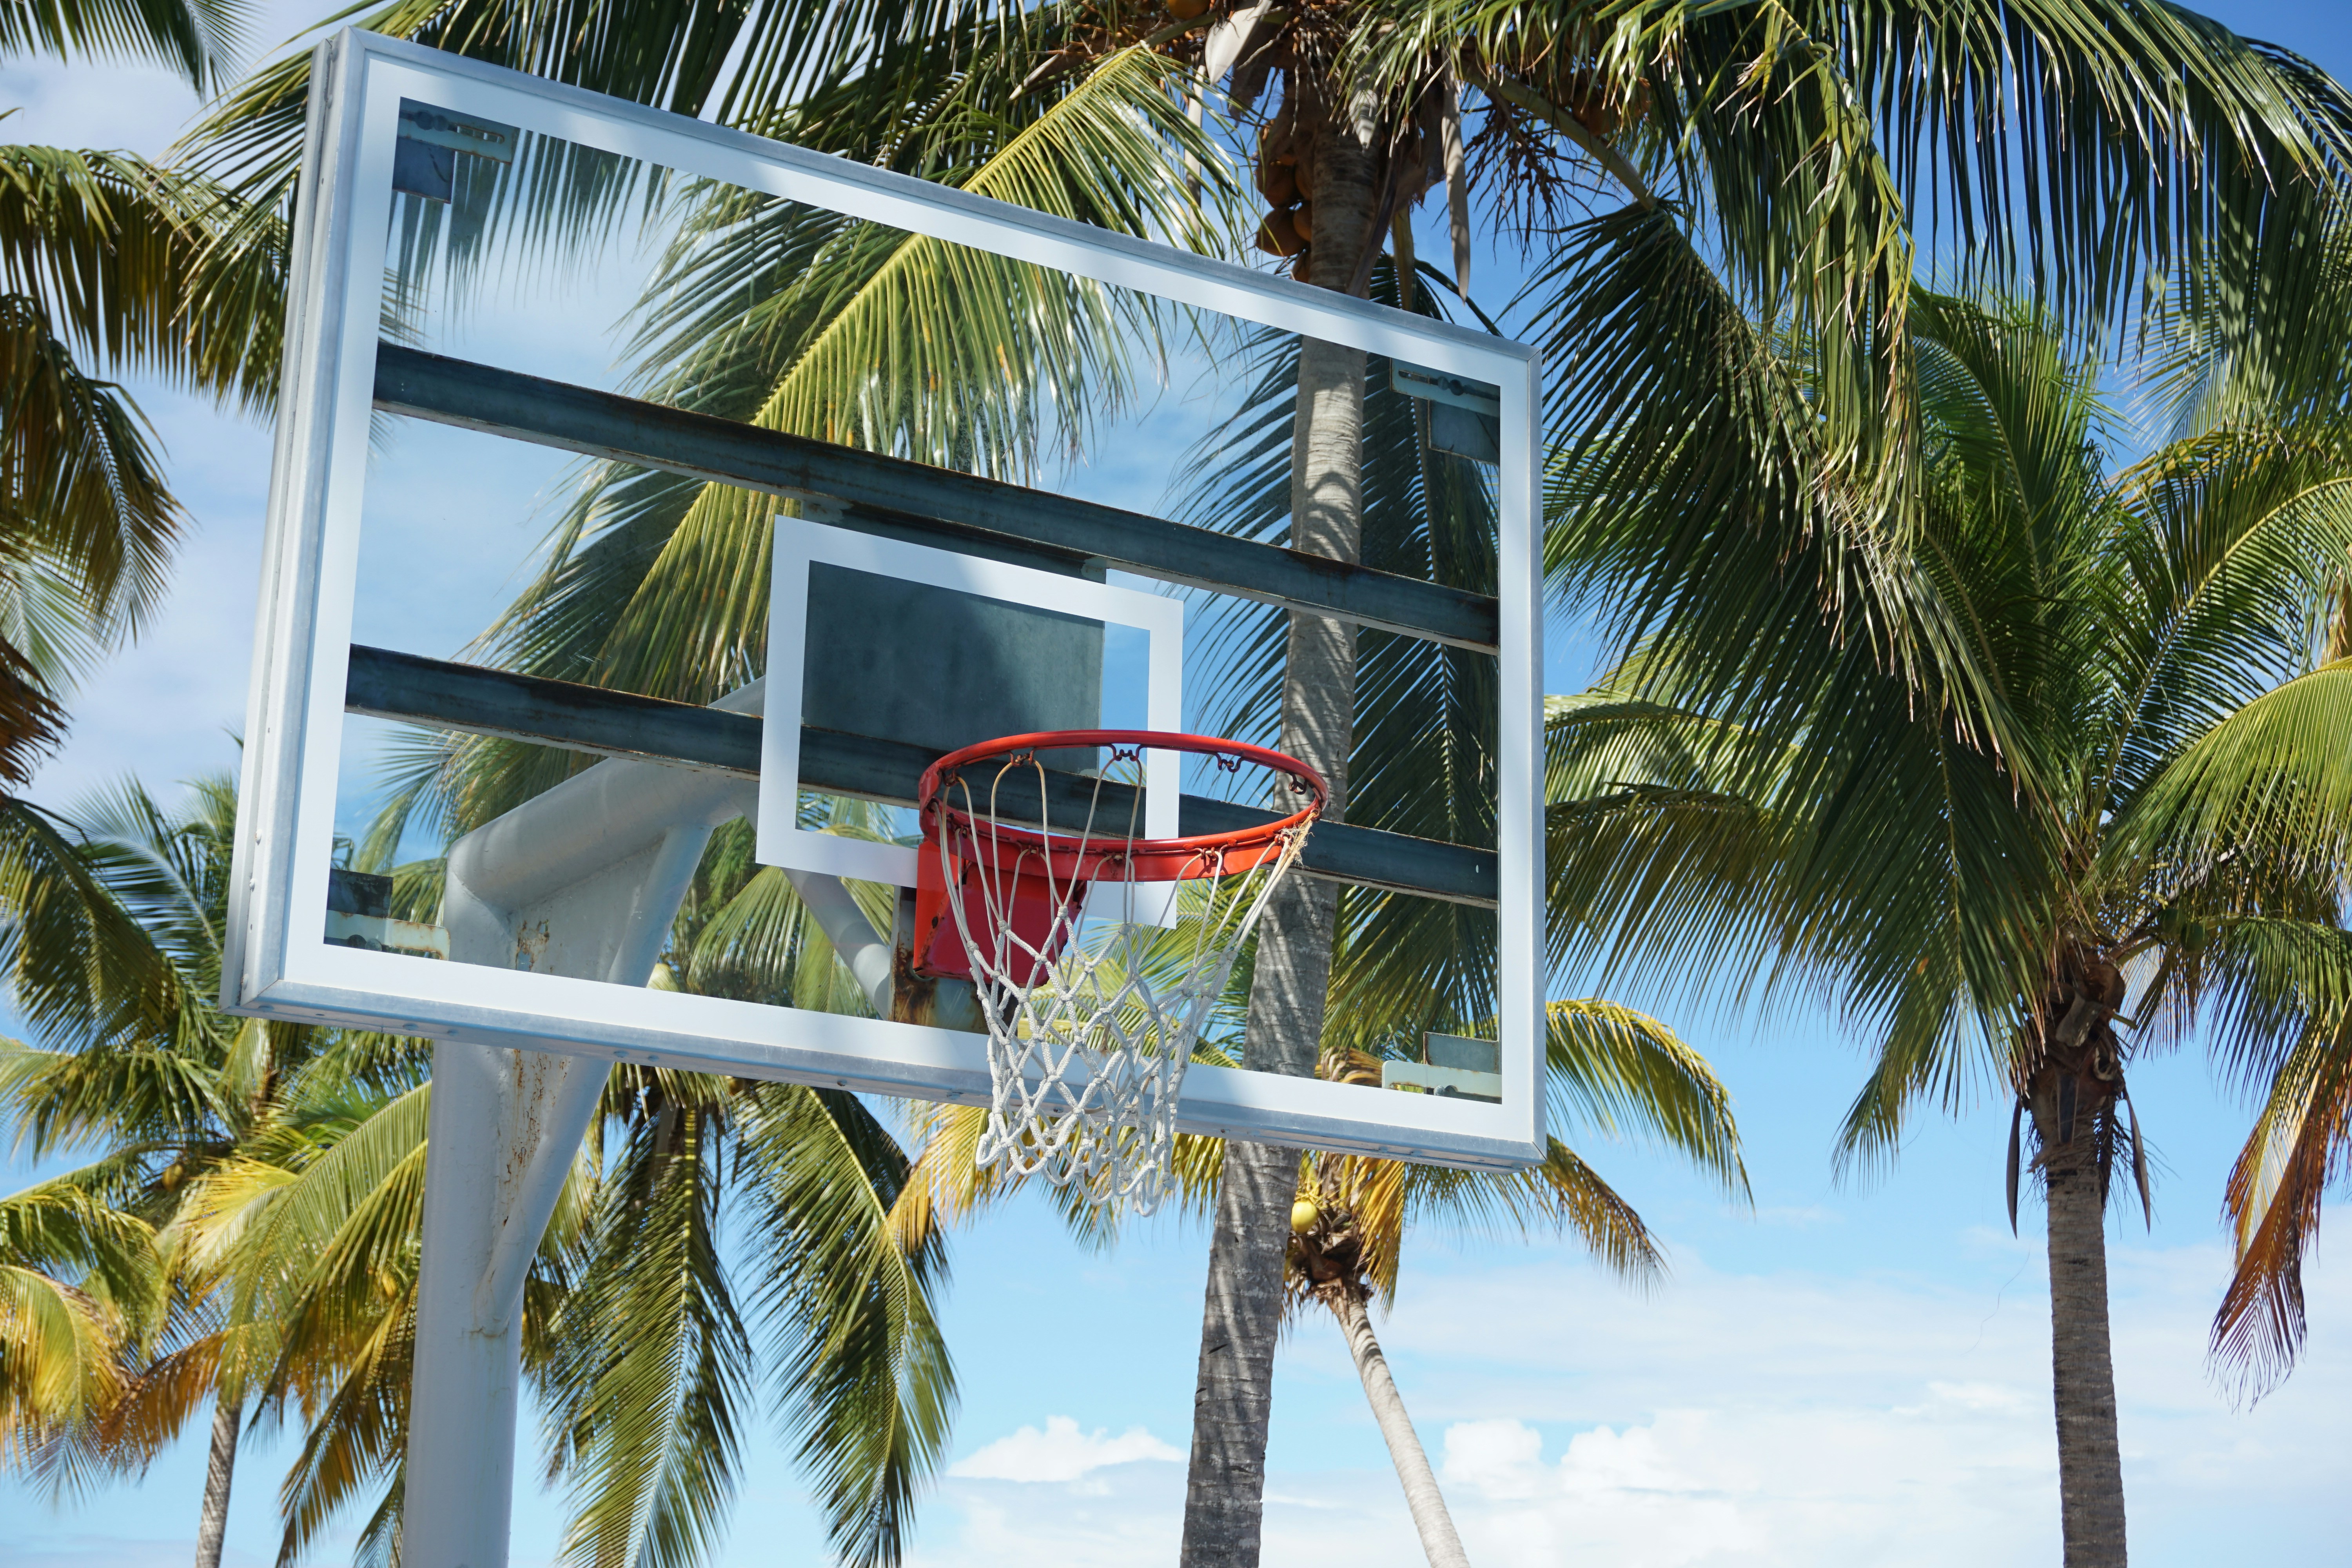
404,684 -> 761,1567
405,1043 -> 604,1568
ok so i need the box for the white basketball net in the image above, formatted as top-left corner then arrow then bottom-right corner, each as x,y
930,747 -> 1314,1215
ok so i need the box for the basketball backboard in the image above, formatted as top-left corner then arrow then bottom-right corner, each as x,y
225,28 -> 1545,1171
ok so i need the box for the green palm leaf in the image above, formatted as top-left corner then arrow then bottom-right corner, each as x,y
733,1082 -> 953,1568
2123,661 -> 2352,889
0,146 -> 284,414
0,0 -> 245,85
0,798 -> 180,1066
0,1176 -> 159,1486
540,1077 -> 750,1568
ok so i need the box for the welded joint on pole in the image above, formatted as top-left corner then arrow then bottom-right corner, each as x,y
474,1052 -> 606,1334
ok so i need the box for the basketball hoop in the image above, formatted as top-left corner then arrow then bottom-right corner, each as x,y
915,730 -> 1326,1214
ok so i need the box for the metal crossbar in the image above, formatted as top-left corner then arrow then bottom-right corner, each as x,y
373,343 -> 1502,652
344,644 -> 1499,907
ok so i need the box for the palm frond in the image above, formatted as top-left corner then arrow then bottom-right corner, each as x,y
2101,427 -> 2352,809
0,294 -> 180,670
541,1085 -> 750,1568
0,0 -> 245,86
266,1279 -> 415,1563
2211,985 -> 2352,1401
1545,998 -> 1745,1199
0,1176 -> 159,1481
181,0 -> 769,208
0,797 -> 180,1071
2123,660 -> 2352,890
733,1083 -> 952,1568
0,145 -> 284,413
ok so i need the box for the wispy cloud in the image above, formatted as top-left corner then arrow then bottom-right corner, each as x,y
947,1415 -> 1181,1484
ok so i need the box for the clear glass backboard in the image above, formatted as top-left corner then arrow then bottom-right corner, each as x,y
227,29 -> 1544,1169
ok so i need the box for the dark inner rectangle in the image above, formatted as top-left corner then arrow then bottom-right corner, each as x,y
800,563 -> 1104,772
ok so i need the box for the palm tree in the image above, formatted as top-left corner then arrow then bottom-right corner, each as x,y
0,772 -> 950,1568
1148,10 -> 2352,1558
1283,998 -> 1738,1568
865,284 -> 1749,1565
0,15 -> 319,1534
0,19 -> 291,1339
1541,288 -> 2352,1568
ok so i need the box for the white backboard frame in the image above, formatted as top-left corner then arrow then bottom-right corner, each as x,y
225,28 -> 1547,1170
756,515 -> 1183,887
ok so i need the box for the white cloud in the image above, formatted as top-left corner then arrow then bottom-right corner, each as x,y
914,1459 -> 1184,1568
947,1415 -> 1181,1484
1434,1404 -> 2051,1568
1921,1378 -> 2032,1413
915,1420 -> 1189,1568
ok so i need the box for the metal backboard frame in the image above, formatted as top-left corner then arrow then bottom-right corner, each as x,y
226,28 -> 1546,1169
756,517 -> 1183,887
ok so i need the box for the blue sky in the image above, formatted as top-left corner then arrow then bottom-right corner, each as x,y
8,5 -> 2352,1566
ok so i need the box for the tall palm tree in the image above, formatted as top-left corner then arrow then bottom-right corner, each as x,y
1114,278 -> 1751,1565
1542,289 -> 2352,1568
1283,998 -> 1737,1568
1153,9 -> 2352,1558
0,15 -> 347,1549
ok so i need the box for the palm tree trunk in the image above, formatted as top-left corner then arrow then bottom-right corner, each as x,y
193,1394 -> 239,1568
1178,75 -> 1384,1568
2033,1085 -> 2129,1566
1329,1289 -> 1471,1568
1178,1139 -> 1299,1563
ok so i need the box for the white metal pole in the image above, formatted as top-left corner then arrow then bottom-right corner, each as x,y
405,1043 -> 603,1568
